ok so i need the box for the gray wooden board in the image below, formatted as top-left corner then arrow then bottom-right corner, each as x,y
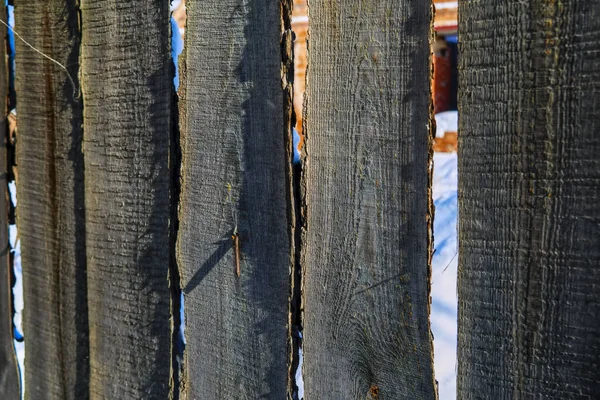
0,10 -> 19,399
458,0 -> 600,398
81,1 -> 173,398
15,2 -> 88,399
302,1 -> 436,398
177,0 -> 291,398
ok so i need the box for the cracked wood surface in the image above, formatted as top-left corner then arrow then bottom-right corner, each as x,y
15,2 -> 88,398
177,0 -> 291,398
81,1 -> 172,398
458,1 -> 600,398
0,11 -> 19,399
303,1 -> 436,398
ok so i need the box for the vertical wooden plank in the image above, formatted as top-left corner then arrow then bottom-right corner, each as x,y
178,0 -> 291,397
15,1 -> 88,398
458,1 -> 600,398
0,8 -> 19,398
303,1 -> 436,398
81,1 -> 172,398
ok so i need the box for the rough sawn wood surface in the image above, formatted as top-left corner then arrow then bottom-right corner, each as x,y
177,0 -> 291,398
81,0 -> 173,398
15,2 -> 88,398
303,1 -> 437,398
458,0 -> 600,398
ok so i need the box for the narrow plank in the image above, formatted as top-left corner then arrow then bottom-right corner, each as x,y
303,1 -> 436,398
178,0 -> 291,397
458,1 -> 600,398
14,2 -> 88,398
80,1 -> 172,398
0,9 -> 20,398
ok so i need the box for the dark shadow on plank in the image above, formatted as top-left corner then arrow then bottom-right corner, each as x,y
236,0 -> 291,397
183,235 -> 232,295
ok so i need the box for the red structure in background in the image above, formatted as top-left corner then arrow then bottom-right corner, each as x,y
173,1 -> 458,153
433,1 -> 458,152
433,0 -> 458,115
433,39 -> 453,114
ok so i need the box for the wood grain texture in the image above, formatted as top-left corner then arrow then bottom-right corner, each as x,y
458,1 -> 600,398
303,1 -> 436,398
0,11 -> 20,398
81,1 -> 172,398
15,2 -> 88,398
177,0 -> 291,398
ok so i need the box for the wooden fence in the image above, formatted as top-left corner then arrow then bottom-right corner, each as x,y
0,0 -> 598,399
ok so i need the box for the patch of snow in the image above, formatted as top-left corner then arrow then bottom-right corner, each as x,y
9,225 -> 22,336
294,331 -> 304,400
12,242 -> 24,391
179,292 -> 186,345
435,111 -> 458,138
295,347 -> 304,399
292,127 -> 301,164
170,0 -> 182,12
431,151 -> 458,400
9,204 -> 24,394
8,180 -> 16,207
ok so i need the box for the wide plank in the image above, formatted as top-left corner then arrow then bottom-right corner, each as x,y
177,0 -> 292,397
458,1 -> 600,397
81,1 -> 173,397
303,1 -> 436,398
15,2 -> 88,398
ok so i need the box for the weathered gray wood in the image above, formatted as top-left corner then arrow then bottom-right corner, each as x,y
15,2 -> 88,398
0,10 -> 20,398
81,1 -> 172,398
302,1 -> 436,398
177,0 -> 291,397
458,1 -> 600,398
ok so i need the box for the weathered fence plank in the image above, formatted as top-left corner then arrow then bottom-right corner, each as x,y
302,1 -> 436,398
15,2 -> 88,398
458,1 -> 600,398
0,10 -> 19,398
81,1 -> 172,398
177,0 -> 291,397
